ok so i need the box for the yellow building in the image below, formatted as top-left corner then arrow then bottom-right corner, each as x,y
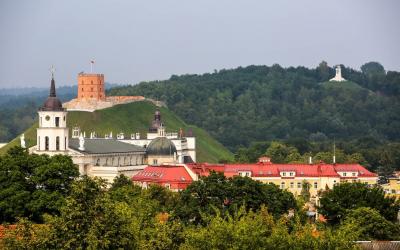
381,178 -> 400,199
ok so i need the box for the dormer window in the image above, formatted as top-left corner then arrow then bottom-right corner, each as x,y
343,172 -> 347,177
282,172 -> 286,176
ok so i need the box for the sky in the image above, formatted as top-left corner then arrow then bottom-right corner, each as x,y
0,0 -> 399,88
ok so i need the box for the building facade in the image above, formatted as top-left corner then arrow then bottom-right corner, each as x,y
132,157 -> 378,195
30,73 -> 147,182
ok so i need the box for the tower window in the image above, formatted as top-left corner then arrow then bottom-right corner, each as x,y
56,136 -> 60,150
91,88 -> 93,91
82,88 -> 84,91
82,81 -> 84,85
91,80 -> 93,84
55,117 -> 60,127
45,136 -> 49,150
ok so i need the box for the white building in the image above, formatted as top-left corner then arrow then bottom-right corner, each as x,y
118,109 -> 196,164
28,71 -> 197,183
29,73 -> 147,183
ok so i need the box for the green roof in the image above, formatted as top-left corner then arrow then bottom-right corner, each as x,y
69,138 -> 145,154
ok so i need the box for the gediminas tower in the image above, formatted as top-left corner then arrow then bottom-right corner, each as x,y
77,73 -> 106,100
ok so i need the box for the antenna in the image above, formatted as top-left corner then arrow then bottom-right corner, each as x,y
333,138 -> 336,164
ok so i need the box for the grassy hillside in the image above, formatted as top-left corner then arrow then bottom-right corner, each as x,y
0,101 -> 233,162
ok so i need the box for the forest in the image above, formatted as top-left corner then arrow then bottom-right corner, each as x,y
1,147 -> 399,249
108,61 -> 400,172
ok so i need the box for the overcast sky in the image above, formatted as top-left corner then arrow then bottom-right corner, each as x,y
0,0 -> 399,88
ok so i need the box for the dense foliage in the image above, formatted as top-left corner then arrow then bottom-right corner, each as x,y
109,62 -> 400,153
1,150 -> 399,249
1,174 -> 362,250
0,147 -> 79,223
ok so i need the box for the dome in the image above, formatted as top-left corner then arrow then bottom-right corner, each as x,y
40,97 -> 64,111
39,76 -> 64,111
146,137 -> 177,155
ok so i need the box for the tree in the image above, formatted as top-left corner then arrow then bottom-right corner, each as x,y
319,182 -> 400,224
343,207 -> 400,240
0,147 -> 79,223
46,176 -> 139,249
300,181 -> 311,202
265,141 -> 300,163
175,172 -> 297,223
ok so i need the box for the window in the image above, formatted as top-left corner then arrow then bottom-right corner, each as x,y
91,87 -> 93,91
63,116 -> 66,121
282,172 -> 286,176
56,136 -> 60,150
45,115 -> 50,121
40,117 -> 42,126
81,80 -> 84,85
314,182 -> 318,189
153,159 -> 158,165
82,88 -> 84,91
333,180 -> 337,185
96,158 -> 100,166
91,80 -> 93,84
90,95 -> 93,98
165,183 -> 171,189
38,136 -> 40,149
65,137 -> 67,150
352,172 -> 356,176
55,117 -> 60,127
343,172 -> 347,177
392,189 -> 396,194
280,182 -> 285,189
289,172 -> 294,176
290,182 -> 294,188
45,136 -> 49,150
297,182 -> 301,188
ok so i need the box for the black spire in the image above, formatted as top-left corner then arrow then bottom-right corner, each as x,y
50,76 -> 56,97
39,67 -> 64,111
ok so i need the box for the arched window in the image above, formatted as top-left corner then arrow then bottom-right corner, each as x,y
280,182 -> 285,189
45,136 -> 49,150
56,136 -> 60,150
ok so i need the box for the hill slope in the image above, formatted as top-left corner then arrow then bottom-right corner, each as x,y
109,64 -> 400,151
0,101 -> 233,162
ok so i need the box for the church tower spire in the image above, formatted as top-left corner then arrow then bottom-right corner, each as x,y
35,67 -> 69,154
50,66 -> 56,97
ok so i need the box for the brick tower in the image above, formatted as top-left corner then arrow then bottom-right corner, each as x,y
77,73 -> 106,100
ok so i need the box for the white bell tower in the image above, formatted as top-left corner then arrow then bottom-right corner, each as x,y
36,67 -> 69,154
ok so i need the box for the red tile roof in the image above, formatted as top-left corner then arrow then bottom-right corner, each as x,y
132,165 -> 193,189
188,162 -> 376,178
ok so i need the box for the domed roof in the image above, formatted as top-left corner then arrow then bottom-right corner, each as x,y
40,76 -> 64,111
146,137 -> 177,155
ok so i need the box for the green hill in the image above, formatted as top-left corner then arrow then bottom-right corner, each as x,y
109,64 -> 400,151
0,101 -> 233,162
